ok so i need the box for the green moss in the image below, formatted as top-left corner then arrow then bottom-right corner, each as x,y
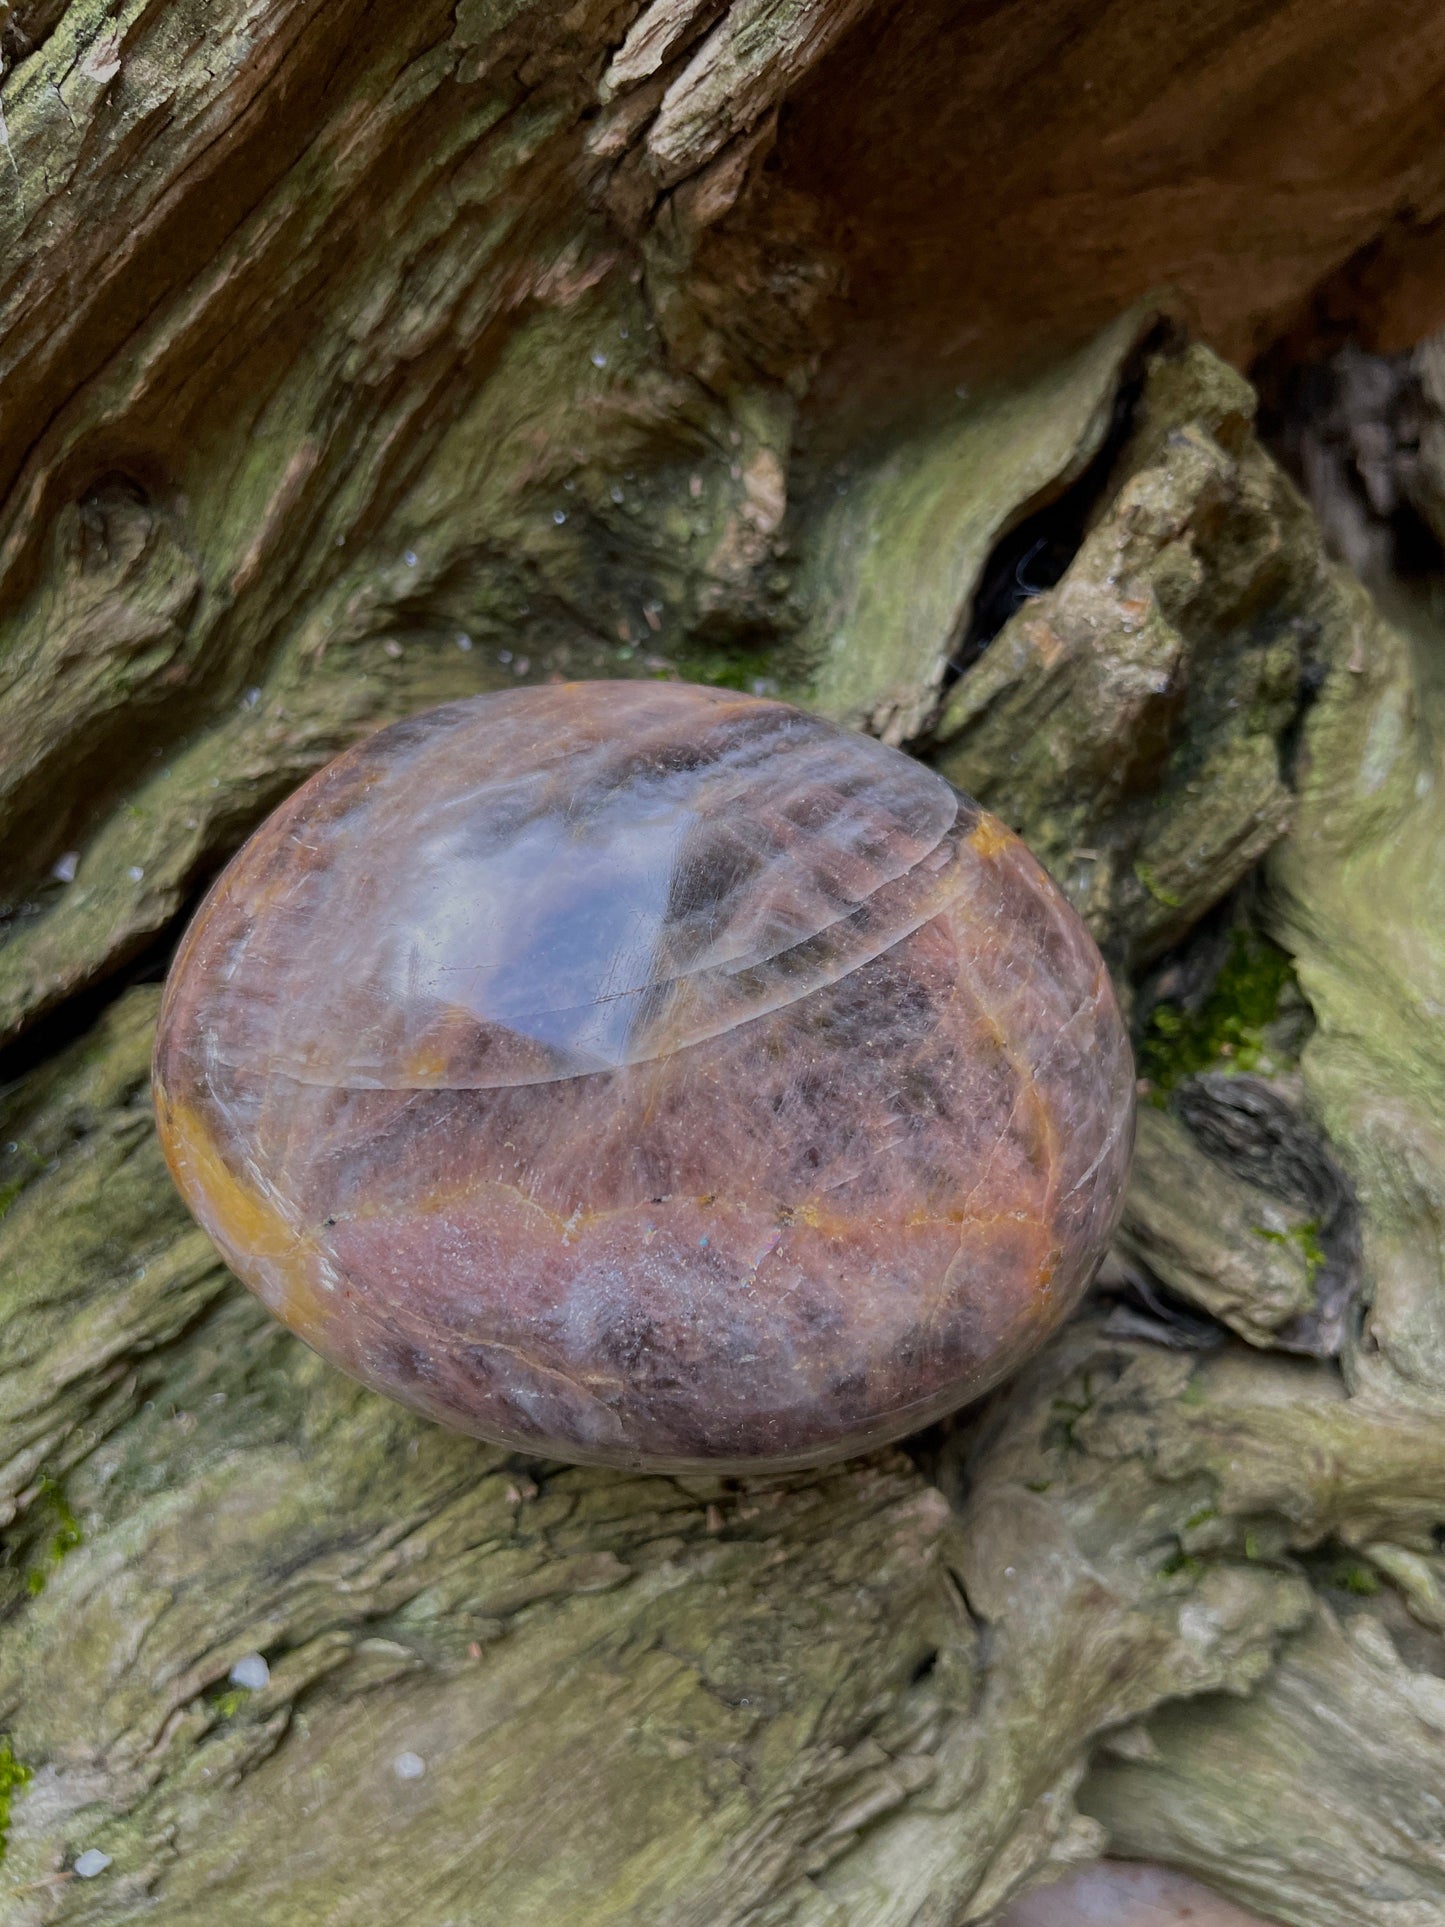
0,1738 -> 32,1863
1253,1219 -> 1326,1285
1134,860 -> 1183,910
1046,1371 -> 1098,1453
212,1689 -> 250,1719
0,1136 -> 46,1218
1159,1546 -> 1205,1581
1327,1559 -> 1382,1597
1183,1505 -> 1219,1532
1140,928 -> 1298,1093
674,645 -> 783,695
1300,1545 -> 1384,1597
22,1476 -> 83,1596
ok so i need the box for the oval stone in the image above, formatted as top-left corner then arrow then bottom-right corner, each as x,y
153,682 -> 1134,1470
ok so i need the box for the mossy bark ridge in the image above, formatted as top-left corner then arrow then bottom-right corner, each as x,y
3,1 -> 1445,1921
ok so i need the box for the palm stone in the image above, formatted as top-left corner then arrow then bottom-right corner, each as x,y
154,681 -> 1134,1470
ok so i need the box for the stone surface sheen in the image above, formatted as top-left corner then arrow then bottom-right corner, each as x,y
153,682 -> 1134,1470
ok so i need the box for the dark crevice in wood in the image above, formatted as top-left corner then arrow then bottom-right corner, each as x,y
0,923 -> 176,1092
0,0 -> 66,70
1098,1263 -> 1232,1353
939,348 -> 1152,696
1254,335 -> 1445,589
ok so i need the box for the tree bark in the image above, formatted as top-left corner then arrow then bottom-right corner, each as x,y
3,3 -> 1445,1922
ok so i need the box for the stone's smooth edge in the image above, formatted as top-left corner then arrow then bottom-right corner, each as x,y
153,684 -> 1135,1472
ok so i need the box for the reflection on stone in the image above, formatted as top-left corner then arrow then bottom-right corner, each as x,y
154,682 -> 1134,1470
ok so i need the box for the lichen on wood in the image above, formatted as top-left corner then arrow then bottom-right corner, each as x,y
3,1 -> 1445,1923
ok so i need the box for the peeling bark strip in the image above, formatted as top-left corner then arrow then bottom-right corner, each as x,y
3,0 -> 1445,1921
645,0 -> 876,185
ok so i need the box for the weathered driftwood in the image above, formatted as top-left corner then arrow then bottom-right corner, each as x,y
3,2 -> 1445,1922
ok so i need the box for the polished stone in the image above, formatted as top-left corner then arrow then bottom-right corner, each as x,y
999,1862 -> 1277,1926
154,682 -> 1134,1470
